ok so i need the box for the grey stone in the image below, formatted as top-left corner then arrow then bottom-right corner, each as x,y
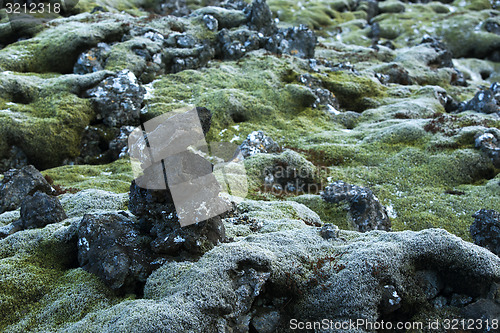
85,69 -> 145,127
77,212 -> 155,291
0,165 -> 53,214
20,192 -> 67,230
321,181 -> 391,232
470,209 -> 500,256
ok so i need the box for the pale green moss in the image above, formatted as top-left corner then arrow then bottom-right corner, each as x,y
42,158 -> 134,193
289,194 -> 351,230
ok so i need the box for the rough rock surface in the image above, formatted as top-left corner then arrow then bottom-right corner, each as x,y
60,228 -> 500,332
471,209 -> 500,256
321,181 -> 391,232
20,191 -> 67,230
0,165 -> 53,214
459,82 -> 500,114
85,69 -> 146,127
239,130 -> 280,158
77,212 -> 155,291
1,0 -> 500,330
129,180 -> 227,256
475,130 -> 500,168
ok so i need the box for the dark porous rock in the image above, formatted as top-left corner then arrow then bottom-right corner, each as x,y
420,35 -> 453,68
85,69 -> 146,127
0,165 -> 53,214
319,224 -> 340,240
128,106 -> 226,257
74,126 -> 117,165
77,212 -> 155,291
298,74 -> 340,111
0,145 -> 28,173
462,299 -> 500,327
375,63 -> 413,85
217,28 -> 264,60
485,18 -> 500,35
265,25 -> 317,59
379,285 -> 402,314
196,106 -> 213,136
203,14 -> 219,31
239,131 -> 280,158
475,130 -> 500,168
250,310 -> 280,333
459,82 -> 500,115
108,125 -> 136,160
20,191 -> 67,229
245,0 -> 276,36
415,270 -> 443,299
129,180 -> 226,256
471,209 -> 500,256
73,42 -> 110,75
419,35 -> 466,86
321,181 -> 391,232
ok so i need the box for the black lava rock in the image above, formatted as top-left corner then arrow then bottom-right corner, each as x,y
73,42 -> 110,75
265,25 -> 317,59
0,165 -> 53,214
129,179 -> 226,256
321,181 -> 391,232
20,191 -> 67,229
0,145 -> 28,173
475,130 -> 500,168
107,125 -> 136,161
85,69 -> 146,127
128,106 -> 226,257
471,209 -> 500,256
239,131 -> 280,158
217,28 -> 264,60
459,82 -> 500,114
246,0 -> 276,36
380,285 -> 402,314
298,73 -> 340,110
196,106 -> 213,136
77,212 -> 155,291
420,35 -> 454,68
462,299 -> 500,330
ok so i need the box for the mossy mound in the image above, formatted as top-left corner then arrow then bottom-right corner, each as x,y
42,158 -> 134,193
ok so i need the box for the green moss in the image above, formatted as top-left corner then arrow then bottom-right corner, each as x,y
42,158 -> 134,193
319,71 -> 387,111
289,194 -> 352,230
0,93 -> 93,170
0,18 -> 127,73
143,52 -> 333,145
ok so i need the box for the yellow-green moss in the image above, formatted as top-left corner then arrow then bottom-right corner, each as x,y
42,158 -> 134,193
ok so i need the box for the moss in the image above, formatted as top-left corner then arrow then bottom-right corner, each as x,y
143,52 -> 333,145
452,0 -> 492,10
319,71 -> 387,112
0,225 -> 77,330
42,158 -> 134,193
289,194 -> 352,230
0,92 -> 94,170
0,18 -> 128,73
